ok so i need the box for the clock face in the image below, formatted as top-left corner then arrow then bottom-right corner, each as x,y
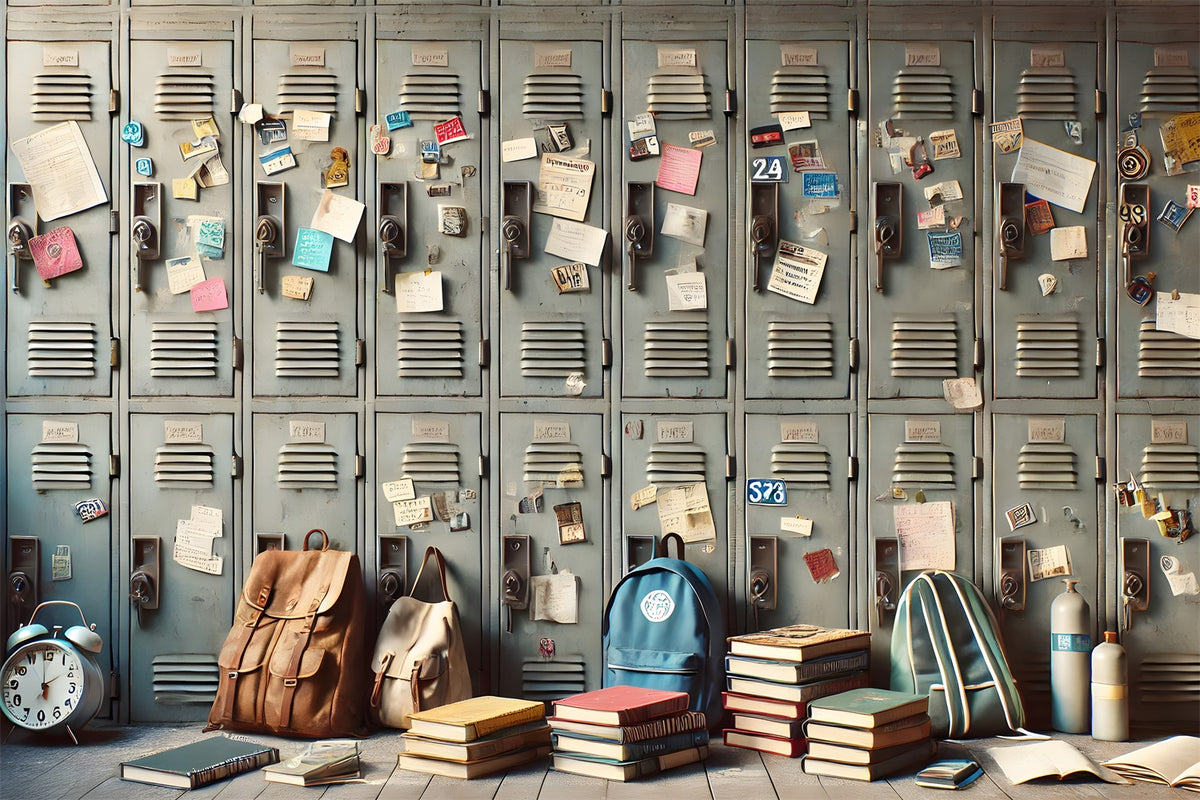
1,642 -> 86,730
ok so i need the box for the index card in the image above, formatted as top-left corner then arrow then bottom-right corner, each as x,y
544,218 -> 607,267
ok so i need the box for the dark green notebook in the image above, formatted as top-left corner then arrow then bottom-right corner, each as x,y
807,688 -> 929,729
119,735 -> 280,789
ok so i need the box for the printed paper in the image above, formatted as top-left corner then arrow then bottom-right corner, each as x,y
777,111 -> 811,131
165,255 -> 206,294
930,129 -> 961,159
924,180 -> 964,205
310,190 -> 366,243
666,271 -> 707,311
928,231 -> 963,269
657,482 -> 717,543
894,501 -> 955,571
1011,138 -> 1097,213
990,118 -> 1024,153
533,154 -> 595,221
551,262 -> 590,294
656,144 -> 702,195
1159,112 -> 1200,173
803,548 -> 840,583
1028,545 -> 1072,581
630,485 -> 657,511
917,206 -> 946,229
555,502 -> 586,544
10,121 -> 108,221
660,203 -> 708,246
781,516 -> 814,536
767,240 -> 827,304
259,146 -> 296,175
395,270 -> 444,313
434,116 -> 468,146
544,218 -> 608,267
1050,226 -> 1087,260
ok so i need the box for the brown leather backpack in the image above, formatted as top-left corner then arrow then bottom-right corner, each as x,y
205,529 -> 368,738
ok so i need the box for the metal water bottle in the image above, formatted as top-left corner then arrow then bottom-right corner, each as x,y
1091,631 -> 1128,741
1050,579 -> 1091,733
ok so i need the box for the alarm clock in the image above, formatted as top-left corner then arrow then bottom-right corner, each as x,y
2,601 -> 105,743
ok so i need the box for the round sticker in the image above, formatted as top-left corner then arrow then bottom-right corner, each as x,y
640,589 -> 675,623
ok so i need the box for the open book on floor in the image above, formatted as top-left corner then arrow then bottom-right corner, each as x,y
987,740 -> 1134,786
1101,736 -> 1200,791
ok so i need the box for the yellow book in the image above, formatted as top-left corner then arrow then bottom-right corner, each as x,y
405,695 -> 546,742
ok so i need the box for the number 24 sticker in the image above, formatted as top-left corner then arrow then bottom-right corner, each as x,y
747,478 -> 787,506
750,156 -> 787,183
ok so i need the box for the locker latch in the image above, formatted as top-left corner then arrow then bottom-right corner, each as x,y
624,182 -> 654,292
7,536 -> 40,630
254,182 -> 286,294
748,536 -> 778,631
1118,184 -> 1150,299
130,536 -> 161,626
998,538 -> 1026,614
501,181 -> 532,292
749,183 -> 778,293
131,182 -> 161,293
378,181 -> 408,295
872,182 -> 902,293
378,534 -> 407,612
874,538 -> 899,627
1120,538 -> 1150,631
7,183 -> 35,295
501,535 -> 530,633
996,182 -> 1026,291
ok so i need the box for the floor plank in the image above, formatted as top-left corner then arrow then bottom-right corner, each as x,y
704,742 -> 778,800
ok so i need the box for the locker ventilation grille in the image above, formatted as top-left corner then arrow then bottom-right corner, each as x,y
1139,443 -> 1200,490
398,319 -> 464,378
522,655 -> 585,702
153,654 -> 219,704
1015,67 -> 1077,119
28,321 -> 97,378
276,72 -> 338,115
31,73 -> 93,122
154,71 -> 216,120
521,320 -> 584,377
891,442 -> 955,489
154,443 -> 215,485
646,442 -> 706,486
1133,655 -> 1200,707
277,443 -> 337,489
1017,442 -> 1077,490
771,443 -> 831,489
275,321 -> 339,378
1016,314 -> 1081,378
31,442 -> 93,489
522,442 -> 583,486
523,73 -> 584,119
399,71 -> 461,119
401,442 -> 460,484
1139,67 -> 1200,116
646,73 -> 711,120
1138,319 -> 1200,377
644,320 -> 709,377
768,317 -> 834,378
151,321 -> 218,378
770,66 -> 830,119
891,314 -> 957,377
891,67 -> 954,119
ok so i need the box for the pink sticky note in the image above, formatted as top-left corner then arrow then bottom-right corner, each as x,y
656,144 -> 702,195
28,227 -> 84,281
190,276 -> 228,312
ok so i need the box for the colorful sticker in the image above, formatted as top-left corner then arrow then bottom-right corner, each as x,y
801,171 -> 839,198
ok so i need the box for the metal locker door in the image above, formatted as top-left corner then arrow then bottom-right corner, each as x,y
127,413 -> 235,721
496,36 -> 607,399
497,413 -> 605,701
621,36 -> 730,400
1114,32 -> 1199,399
6,34 -> 114,398
374,412 -> 484,691
127,35 -> 238,397
1114,414 -> 1200,730
249,26 -> 362,398
374,32 -> 485,399
743,414 -> 853,631
991,32 -> 1102,400
867,35 -> 979,399
991,413 -> 1101,729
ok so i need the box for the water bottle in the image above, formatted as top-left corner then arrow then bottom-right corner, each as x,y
1050,579 -> 1091,733
1091,631 -> 1129,741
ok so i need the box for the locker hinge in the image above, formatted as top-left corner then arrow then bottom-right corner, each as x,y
1096,337 -> 1105,368
972,456 -> 983,480
601,89 -> 612,116
1095,456 -> 1106,482
601,453 -> 611,479
355,338 -> 365,366
725,455 -> 735,480
1095,89 -> 1105,118
230,88 -> 243,115
108,671 -> 120,701
725,338 -> 735,369
355,88 -> 365,116
478,89 -> 490,117
478,455 -> 486,478
848,210 -> 857,234
847,88 -> 859,116
109,89 -> 119,114
479,338 -> 490,368
725,89 -> 737,117
601,338 -> 611,368
974,338 -> 984,370
109,338 -> 119,368
355,454 -> 365,478
109,454 -> 119,478
848,456 -> 858,481
109,209 -> 119,235
232,337 -> 243,370
231,454 -> 242,480
849,337 -> 859,372
971,88 -> 984,116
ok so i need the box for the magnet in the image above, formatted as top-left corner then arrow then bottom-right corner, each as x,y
449,512 -> 470,532
1112,479 -> 1134,507
439,206 -> 467,236
135,157 -> 154,177
257,118 -> 287,145
1117,144 -> 1151,180
688,129 -> 716,148
547,123 -> 573,152
1127,112 -> 1142,129
539,637 -> 556,660
1025,199 -> 1055,236
323,147 -> 350,189
1157,199 -> 1193,232
1064,121 -> 1083,145
1126,272 -> 1156,306
628,135 -> 659,161
1038,273 -> 1059,296
1005,503 -> 1037,531
518,493 -> 544,514
385,111 -> 412,131
121,121 -> 145,146
74,498 -> 109,523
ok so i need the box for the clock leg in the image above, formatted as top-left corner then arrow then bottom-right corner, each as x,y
66,724 -> 79,746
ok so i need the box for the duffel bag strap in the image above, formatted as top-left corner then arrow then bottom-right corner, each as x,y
302,528 -> 330,551
659,532 -> 685,561
410,546 -> 452,601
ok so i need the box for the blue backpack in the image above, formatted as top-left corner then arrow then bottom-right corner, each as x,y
601,534 -> 726,728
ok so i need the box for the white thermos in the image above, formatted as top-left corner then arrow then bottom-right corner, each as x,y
1091,630 -> 1129,741
1050,579 -> 1091,733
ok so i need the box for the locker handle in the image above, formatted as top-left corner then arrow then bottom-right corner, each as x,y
874,218 -> 898,293
502,216 -> 525,292
1118,184 -> 1149,291
750,215 -> 774,293
500,180 -> 532,293
624,215 -> 648,291
131,182 -> 161,294
7,217 -> 33,295
872,182 -> 902,294
254,218 -> 277,294
996,182 -> 1026,291
748,182 -> 778,294
624,182 -> 655,292
254,182 -> 286,295
378,182 -> 407,296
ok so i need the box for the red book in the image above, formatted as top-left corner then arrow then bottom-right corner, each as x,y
552,686 -> 690,726
722,728 -> 806,758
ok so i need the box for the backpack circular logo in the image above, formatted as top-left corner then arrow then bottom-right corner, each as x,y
640,589 -> 675,622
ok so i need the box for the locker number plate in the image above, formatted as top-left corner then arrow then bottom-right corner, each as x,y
747,479 -> 787,506
750,156 -> 787,183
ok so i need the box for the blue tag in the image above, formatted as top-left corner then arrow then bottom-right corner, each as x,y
801,171 -> 839,198
747,479 -> 788,506
134,157 -> 154,177
292,227 -> 334,272
386,111 -> 413,131
121,121 -> 145,146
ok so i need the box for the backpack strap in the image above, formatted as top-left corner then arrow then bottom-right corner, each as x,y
659,533 -> 685,561
410,546 -> 452,601
918,572 -> 972,737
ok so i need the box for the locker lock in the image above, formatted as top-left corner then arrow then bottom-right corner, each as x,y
254,182 -> 286,295
7,217 -> 33,295
500,181 -> 532,292
872,182 -> 902,294
378,182 -> 408,295
748,182 -> 779,294
624,182 -> 655,292
1000,574 -> 1020,608
378,568 -> 404,604
7,571 -> 35,608
131,182 -> 162,293
996,182 -> 1026,291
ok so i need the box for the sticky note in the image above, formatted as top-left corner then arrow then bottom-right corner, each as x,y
1050,226 -> 1087,260
292,227 -> 334,272
172,177 -> 198,200
190,276 -> 228,312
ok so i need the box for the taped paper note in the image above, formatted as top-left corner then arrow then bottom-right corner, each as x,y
657,483 -> 716,543
310,190 -> 365,243
894,501 -> 955,571
656,144 -> 702,195
1011,138 -> 1097,214
534,154 -> 595,221
394,496 -> 434,527
666,271 -> 707,311
1050,226 -> 1087,261
781,516 -> 813,536
1028,545 -> 1072,581
190,277 -> 228,312
502,138 -> 538,162
544,218 -> 607,267
291,109 -> 331,142
10,122 -> 109,221
395,270 -> 443,313
382,477 -> 416,503
530,571 -> 579,623
1156,291 -> 1200,340
661,203 -> 708,246
292,227 -> 334,272
166,255 -> 206,294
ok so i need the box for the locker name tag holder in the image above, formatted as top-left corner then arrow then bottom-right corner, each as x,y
747,479 -> 787,506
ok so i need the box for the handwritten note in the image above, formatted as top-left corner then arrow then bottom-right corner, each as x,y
1011,138 -> 1097,213
395,270 -> 443,313
10,122 -> 109,221
1050,226 -> 1087,261
1157,292 -> 1200,340
281,274 -> 314,300
530,571 -> 579,623
501,137 -> 538,162
534,154 -> 595,221
382,477 -> 416,503
656,144 -> 702,195
894,501 -> 955,571
803,548 -> 840,583
657,482 -> 716,543
310,190 -> 365,243
630,485 -> 658,511
393,496 -> 434,527
781,516 -> 814,536
190,276 -> 228,312
544,218 -> 607,267
292,227 -> 334,271
291,109 -> 331,142
28,227 -> 84,281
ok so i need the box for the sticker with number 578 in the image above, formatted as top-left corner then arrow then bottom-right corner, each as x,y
747,478 -> 787,506
750,156 -> 788,183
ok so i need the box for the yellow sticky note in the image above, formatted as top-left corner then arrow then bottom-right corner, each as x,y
172,177 -> 198,200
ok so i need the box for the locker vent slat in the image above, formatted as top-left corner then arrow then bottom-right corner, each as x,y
1139,67 -> 1200,116
31,72 -> 93,122
152,654 -> 219,704
523,72 -> 583,119
399,71 -> 461,119
891,67 -> 954,119
1138,319 -> 1200,377
1016,67 -> 1077,118
1139,443 -> 1200,490
154,71 -> 215,120
523,441 -> 583,486
891,442 -> 955,489
1017,442 -> 1077,490
646,72 -> 711,120
1134,655 -> 1200,706
771,443 -> 831,490
275,321 -> 339,378
154,443 -> 215,485
520,319 -> 585,378
398,319 -> 464,378
646,442 -> 706,486
891,314 -> 957,377
151,321 -> 218,378
401,442 -> 460,484
521,655 -> 585,702
277,442 -> 337,490
28,321 -> 97,377
644,320 -> 709,378
768,317 -> 834,378
1016,314 -> 1081,378
31,443 -> 93,489
276,72 -> 338,115
769,66 -> 830,119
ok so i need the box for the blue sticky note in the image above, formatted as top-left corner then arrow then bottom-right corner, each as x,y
801,171 -> 839,198
135,157 -> 154,176
292,227 -> 334,272
386,111 -> 412,131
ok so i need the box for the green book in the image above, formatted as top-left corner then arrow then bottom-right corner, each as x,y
806,688 -> 929,729
119,735 -> 280,789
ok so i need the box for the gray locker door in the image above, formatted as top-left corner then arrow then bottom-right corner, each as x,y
867,37 -> 978,398
127,413 -> 235,721
744,414 -> 853,630
128,37 -> 237,398
374,34 -> 485,399
249,29 -> 362,398
991,35 -> 1101,400
992,413 -> 1101,730
621,38 -> 730,399
497,413 -> 604,701
744,38 -> 855,400
374,412 -> 484,692
6,37 -> 114,398
497,38 -> 607,399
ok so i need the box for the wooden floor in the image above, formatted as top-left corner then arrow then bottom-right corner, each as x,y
0,722 -> 1188,799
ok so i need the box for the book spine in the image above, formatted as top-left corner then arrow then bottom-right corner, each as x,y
622,711 -> 708,742
617,696 -> 691,725
189,748 -> 279,789
795,651 -> 870,681
625,729 -> 710,760
796,672 -> 870,703
475,705 -> 547,738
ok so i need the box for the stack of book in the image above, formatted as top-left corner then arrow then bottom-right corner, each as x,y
264,740 -> 362,787
397,695 -> 552,779
721,624 -> 871,757
549,685 -> 710,781
801,687 -> 935,781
